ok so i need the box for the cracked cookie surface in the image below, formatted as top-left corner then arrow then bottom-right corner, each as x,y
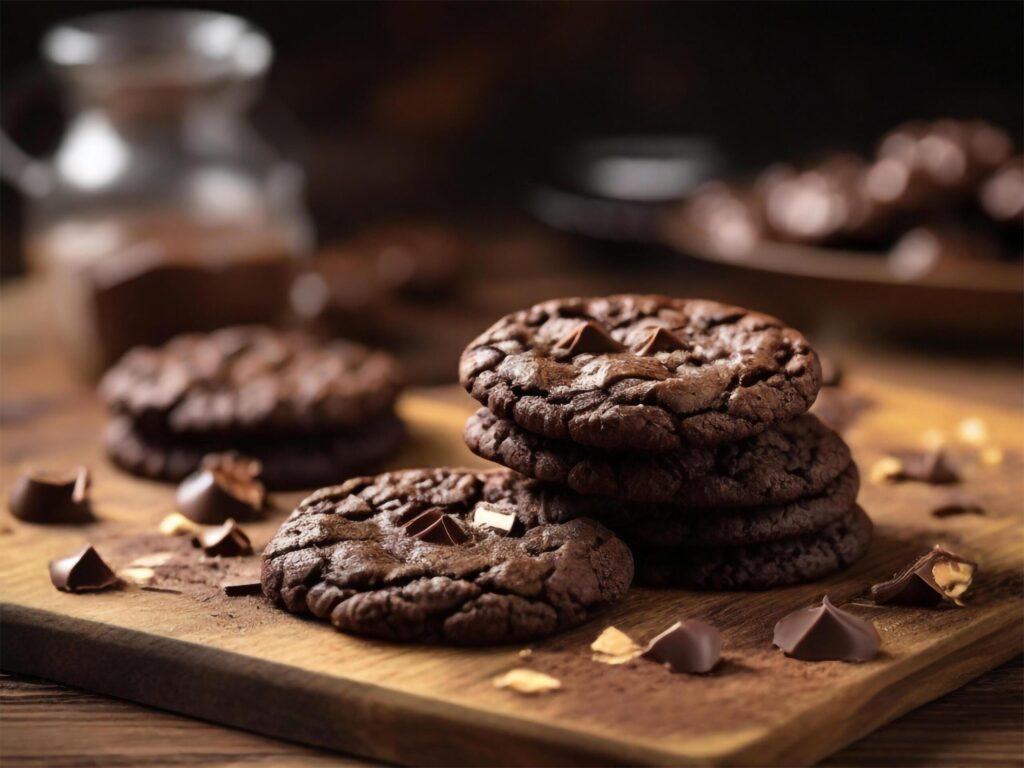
465,409 -> 850,507
459,295 -> 821,452
633,505 -> 872,590
260,468 -> 634,644
101,326 -> 403,437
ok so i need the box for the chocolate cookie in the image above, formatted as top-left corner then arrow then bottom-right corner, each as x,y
465,408 -> 850,507
633,505 -> 872,590
459,295 -> 821,452
101,326 -> 403,437
105,414 -> 406,490
538,464 -> 859,548
261,468 -> 633,644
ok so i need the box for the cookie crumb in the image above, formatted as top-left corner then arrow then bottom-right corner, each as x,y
517,649 -> 533,660
159,512 -> 201,537
493,669 -> 561,695
591,626 -> 643,665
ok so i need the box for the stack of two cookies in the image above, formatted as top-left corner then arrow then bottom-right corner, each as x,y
461,295 -> 872,589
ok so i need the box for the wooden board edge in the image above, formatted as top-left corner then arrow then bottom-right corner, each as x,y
0,603 -> 697,767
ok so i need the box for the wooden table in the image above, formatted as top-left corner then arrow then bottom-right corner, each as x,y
1,278 -> 1022,767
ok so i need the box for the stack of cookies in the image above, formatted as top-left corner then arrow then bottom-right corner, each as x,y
100,326 -> 406,490
461,295 -> 871,589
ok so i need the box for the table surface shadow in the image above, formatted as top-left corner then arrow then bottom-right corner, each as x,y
1,657 -> 1021,768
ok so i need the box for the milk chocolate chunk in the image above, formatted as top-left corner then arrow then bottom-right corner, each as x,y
176,453 -> 265,524
471,504 -> 520,536
403,509 -> 468,545
555,322 -> 624,356
870,546 -> 977,607
773,595 -> 880,662
644,620 -> 722,674
8,467 -> 92,523
49,545 -> 118,592
221,579 -> 263,596
634,327 -> 686,356
894,447 -> 960,484
194,519 -> 253,557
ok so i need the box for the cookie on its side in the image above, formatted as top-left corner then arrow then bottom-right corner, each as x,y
261,468 -> 634,645
465,408 -> 850,507
459,295 -> 821,452
632,505 -> 873,590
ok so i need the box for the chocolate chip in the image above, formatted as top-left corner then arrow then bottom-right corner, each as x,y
555,322 -> 623,356
634,327 -> 686,356
870,546 -> 977,607
643,620 -> 722,674
773,595 -> 880,662
471,504 -> 520,536
403,508 -> 468,545
8,467 -> 92,524
932,492 -> 985,518
221,579 -> 263,596
893,447 -> 961,484
193,519 -> 253,557
176,452 -> 265,524
49,545 -> 119,593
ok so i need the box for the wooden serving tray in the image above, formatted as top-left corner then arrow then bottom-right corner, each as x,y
1,344 -> 1021,765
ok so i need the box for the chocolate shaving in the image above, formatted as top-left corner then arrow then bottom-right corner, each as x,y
634,327 -> 686,356
643,620 -> 722,674
221,579 -> 263,596
773,595 -> 880,662
176,452 -> 265,524
555,322 -> 623,356
49,545 -> 119,593
193,519 -> 253,557
870,546 -> 977,607
403,509 -> 468,545
893,447 -> 961,484
8,467 -> 92,524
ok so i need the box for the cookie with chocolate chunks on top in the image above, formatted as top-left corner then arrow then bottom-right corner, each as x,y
459,295 -> 821,452
261,468 -> 634,645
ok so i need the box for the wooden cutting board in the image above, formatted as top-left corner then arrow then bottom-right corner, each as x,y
1,339 -> 1022,766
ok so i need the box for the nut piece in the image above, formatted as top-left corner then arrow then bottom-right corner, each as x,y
932,559 -> 975,605
591,626 -> 643,665
120,567 -> 156,585
493,669 -> 561,695
159,512 -> 201,537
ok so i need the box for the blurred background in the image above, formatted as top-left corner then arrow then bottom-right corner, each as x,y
2,1 -> 1021,388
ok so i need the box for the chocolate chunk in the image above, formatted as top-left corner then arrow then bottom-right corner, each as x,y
773,595 -> 880,662
403,508 -> 468,545
8,467 -> 92,524
870,546 -> 977,607
894,447 -> 960,484
643,620 -> 722,673
49,545 -> 119,593
193,519 -> 253,557
634,327 -> 686,356
176,453 -> 265,524
471,503 -> 520,536
932,492 -> 985,518
221,579 -> 263,596
555,322 -> 623,356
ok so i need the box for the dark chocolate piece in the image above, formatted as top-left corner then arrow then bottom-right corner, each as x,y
175,453 -> 265,524
221,579 -> 263,596
773,595 -> 880,662
634,327 -> 686,356
8,467 -> 92,524
932,492 -> 985,518
403,509 -> 468,545
194,519 -> 253,557
643,620 -> 722,674
471,504 -> 520,536
870,546 -> 977,607
555,321 -> 624,356
49,545 -> 119,593
894,447 -> 960,484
